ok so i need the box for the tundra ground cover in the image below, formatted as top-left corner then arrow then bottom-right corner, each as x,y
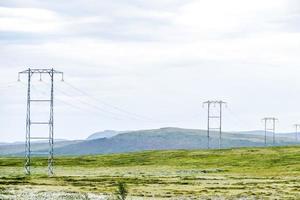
0,146 -> 300,199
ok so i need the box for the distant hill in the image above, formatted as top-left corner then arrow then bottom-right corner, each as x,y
54,127 -> 299,155
237,130 -> 298,139
0,140 -> 82,156
1,127 -> 299,156
86,130 -> 121,140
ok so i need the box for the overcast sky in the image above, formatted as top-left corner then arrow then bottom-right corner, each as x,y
0,0 -> 300,142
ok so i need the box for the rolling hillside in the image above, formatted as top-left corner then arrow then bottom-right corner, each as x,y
86,130 -> 121,140
0,140 -> 82,156
1,127 -> 298,156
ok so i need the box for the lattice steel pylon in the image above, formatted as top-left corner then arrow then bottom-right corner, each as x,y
294,124 -> 300,141
203,101 -> 227,149
18,68 -> 64,176
262,117 -> 278,146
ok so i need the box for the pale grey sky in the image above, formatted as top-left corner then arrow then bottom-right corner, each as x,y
0,0 -> 300,142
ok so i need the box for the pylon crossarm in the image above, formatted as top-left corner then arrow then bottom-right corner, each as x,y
18,68 -> 64,82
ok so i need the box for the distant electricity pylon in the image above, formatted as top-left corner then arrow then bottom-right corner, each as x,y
294,124 -> 300,141
262,117 -> 278,146
18,68 -> 64,176
203,101 -> 227,149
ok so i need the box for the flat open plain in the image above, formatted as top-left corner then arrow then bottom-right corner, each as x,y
0,146 -> 300,199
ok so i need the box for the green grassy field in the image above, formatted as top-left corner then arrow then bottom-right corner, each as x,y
1,146 -> 300,199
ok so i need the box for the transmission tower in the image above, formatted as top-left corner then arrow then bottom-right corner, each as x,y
294,124 -> 300,141
203,100 -> 227,149
262,117 -> 278,146
18,68 -> 64,176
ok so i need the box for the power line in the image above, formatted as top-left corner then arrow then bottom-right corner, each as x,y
0,81 -> 19,85
29,84 -> 86,113
34,79 -> 213,125
226,107 -> 253,130
33,81 -> 124,120
35,79 -> 178,123
62,81 -> 161,123
53,84 -> 125,121
0,81 -> 20,90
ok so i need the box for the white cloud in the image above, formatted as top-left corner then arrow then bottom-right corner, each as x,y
0,0 -> 300,141
174,0 -> 290,38
0,6 -> 111,33
0,7 -> 62,32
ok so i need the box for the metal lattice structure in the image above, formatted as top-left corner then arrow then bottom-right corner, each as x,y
294,124 -> 300,141
18,68 -> 64,176
262,117 -> 278,146
203,101 -> 227,149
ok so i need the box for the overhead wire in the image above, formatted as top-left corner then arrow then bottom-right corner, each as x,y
54,85 -> 123,120
20,77 -> 207,124
20,79 -> 144,121
0,81 -> 20,90
18,78 -> 251,127
62,81 -> 163,123
226,106 -> 254,131
19,80 -> 94,114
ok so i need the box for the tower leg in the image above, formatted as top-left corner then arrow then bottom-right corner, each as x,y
48,69 -> 54,176
25,69 -> 31,175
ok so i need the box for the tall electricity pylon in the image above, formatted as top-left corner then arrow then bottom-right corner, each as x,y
294,124 -> 300,141
203,101 -> 227,149
18,68 -> 64,176
262,117 -> 278,146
